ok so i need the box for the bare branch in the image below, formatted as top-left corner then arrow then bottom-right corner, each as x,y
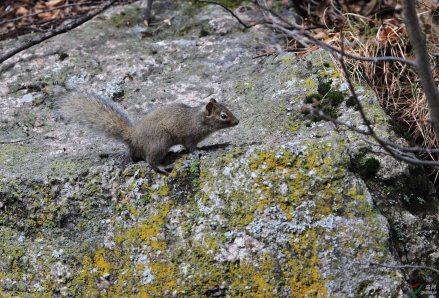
298,30 -> 416,66
248,1 -> 417,66
370,261 -> 439,274
0,136 -> 34,144
380,140 -> 439,153
305,105 -> 439,167
0,0 -> 119,64
196,0 -> 253,29
402,0 -> 439,138
198,0 -> 417,66
361,138 -> 439,166
245,0 -> 438,168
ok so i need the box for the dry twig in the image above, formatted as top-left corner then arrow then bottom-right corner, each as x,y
196,0 -> 254,29
0,136 -> 34,144
0,0 -> 119,64
370,261 -> 439,274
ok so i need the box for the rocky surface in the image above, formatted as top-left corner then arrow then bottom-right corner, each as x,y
0,1 -> 438,297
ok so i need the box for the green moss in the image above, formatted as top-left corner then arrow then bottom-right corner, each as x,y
301,109 -> 310,115
179,26 -> 192,36
346,96 -> 357,107
350,150 -> 380,179
323,106 -> 338,119
305,93 -> 322,104
311,115 -> 322,122
317,82 -> 331,96
326,90 -> 344,107
199,27 -> 210,37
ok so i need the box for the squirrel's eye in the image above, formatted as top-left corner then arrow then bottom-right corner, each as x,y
221,113 -> 228,119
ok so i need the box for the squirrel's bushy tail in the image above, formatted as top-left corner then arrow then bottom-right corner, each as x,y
60,91 -> 133,143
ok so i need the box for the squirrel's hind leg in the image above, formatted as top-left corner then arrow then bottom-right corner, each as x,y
146,143 -> 173,175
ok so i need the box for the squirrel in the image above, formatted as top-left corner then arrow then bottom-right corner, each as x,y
60,91 -> 239,174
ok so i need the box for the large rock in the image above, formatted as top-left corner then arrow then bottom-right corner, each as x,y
0,1 -> 438,296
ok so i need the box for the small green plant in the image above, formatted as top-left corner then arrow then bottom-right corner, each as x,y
311,115 -> 322,122
199,27 -> 210,37
323,106 -> 337,119
350,149 -> 380,179
141,194 -> 150,205
305,93 -> 322,103
301,109 -> 310,115
326,91 -> 344,107
179,26 -> 192,36
346,96 -> 357,107
317,82 -> 331,96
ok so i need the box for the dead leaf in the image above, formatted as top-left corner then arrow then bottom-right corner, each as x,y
313,31 -> 328,40
39,12 -> 54,20
163,18 -> 172,26
15,6 -> 29,16
46,0 -> 65,8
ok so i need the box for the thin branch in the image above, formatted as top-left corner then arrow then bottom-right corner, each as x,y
304,105 -> 439,167
381,140 -> 439,153
300,30 -> 416,66
252,52 -> 278,59
402,0 -> 439,137
250,1 -> 417,66
232,0 -> 438,167
148,16 -> 174,34
370,261 -> 439,274
0,136 -> 34,144
196,0 -> 252,29
0,0 -> 119,64
0,1 -> 101,26
361,138 -> 439,166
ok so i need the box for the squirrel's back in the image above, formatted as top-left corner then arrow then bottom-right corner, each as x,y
60,91 -> 133,143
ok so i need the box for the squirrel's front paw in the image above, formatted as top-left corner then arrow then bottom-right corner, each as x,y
156,164 -> 174,176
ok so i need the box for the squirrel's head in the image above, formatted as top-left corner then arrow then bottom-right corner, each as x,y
204,98 -> 239,128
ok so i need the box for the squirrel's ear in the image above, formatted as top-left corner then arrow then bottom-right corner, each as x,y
209,98 -> 217,103
206,102 -> 215,116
